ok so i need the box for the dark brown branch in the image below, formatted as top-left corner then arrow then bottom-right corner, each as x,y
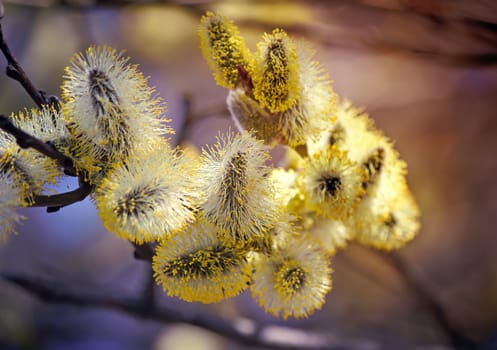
132,242 -> 155,262
1,273 -> 352,350
0,114 -> 94,211
0,22 -> 48,108
380,251 -> 476,350
31,181 -> 93,212
0,114 -> 77,176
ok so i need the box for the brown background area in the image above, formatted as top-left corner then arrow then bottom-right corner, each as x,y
0,1 -> 496,349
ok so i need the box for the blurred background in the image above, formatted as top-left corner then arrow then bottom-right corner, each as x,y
0,0 -> 497,349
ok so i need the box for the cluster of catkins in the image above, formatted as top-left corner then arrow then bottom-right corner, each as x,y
0,12 -> 420,319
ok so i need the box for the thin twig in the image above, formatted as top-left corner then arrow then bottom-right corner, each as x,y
175,93 -> 193,146
0,114 -> 94,210
31,181 -> 93,212
0,114 -> 76,175
0,22 -> 48,108
1,273 -> 352,350
0,21 -> 94,210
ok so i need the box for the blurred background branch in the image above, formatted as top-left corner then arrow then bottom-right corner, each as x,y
1,273 -> 359,350
378,250 -> 476,349
4,0 -> 497,67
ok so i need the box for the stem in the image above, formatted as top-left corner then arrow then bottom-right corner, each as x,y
132,242 -> 155,262
31,182 -> 93,212
0,114 -> 77,176
0,115 -> 93,211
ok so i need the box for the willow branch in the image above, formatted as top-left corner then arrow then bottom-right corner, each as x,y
0,19 -> 93,210
0,114 -> 76,175
132,242 -> 155,262
31,181 -> 93,212
0,114 -> 94,210
1,273 -> 353,350
0,22 -> 48,108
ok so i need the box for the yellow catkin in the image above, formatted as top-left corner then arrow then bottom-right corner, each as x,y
153,220 -> 252,303
61,45 -> 171,184
350,167 -> 421,250
96,145 -> 202,244
230,39 -> 337,148
277,43 -> 337,147
301,145 -> 365,220
199,12 -> 253,89
314,99 -> 407,196
251,235 -> 332,319
0,173 -> 26,242
252,29 -> 300,113
0,107 -> 66,200
200,131 -> 281,244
